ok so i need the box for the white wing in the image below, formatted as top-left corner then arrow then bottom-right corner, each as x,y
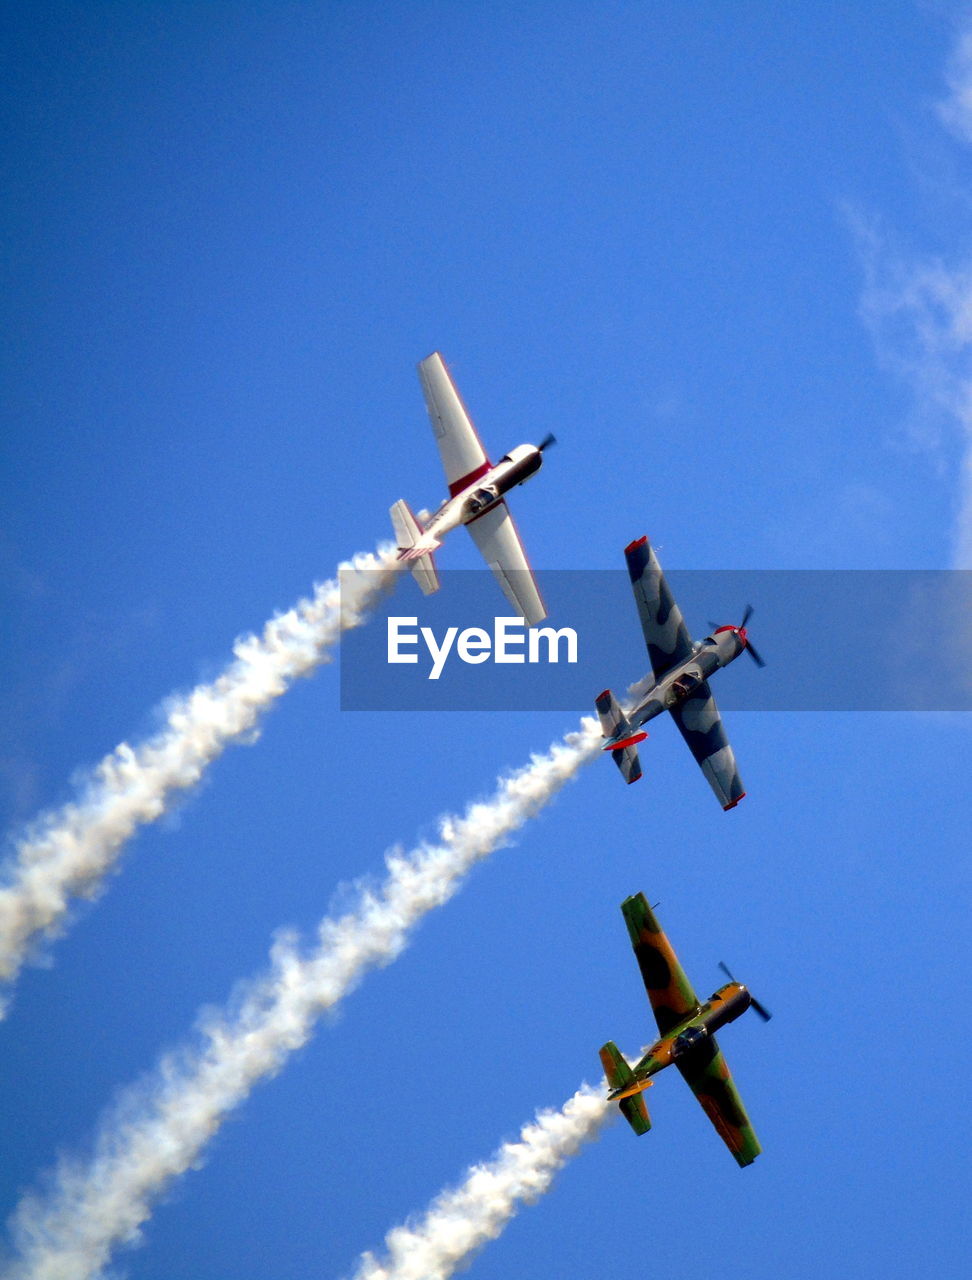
466,500 -> 546,626
417,352 -> 491,495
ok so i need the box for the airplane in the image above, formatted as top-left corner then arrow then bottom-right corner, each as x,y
599,892 -> 770,1168
390,352 -> 554,626
595,535 -> 765,809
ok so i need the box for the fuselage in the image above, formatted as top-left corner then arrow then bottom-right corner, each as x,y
636,982 -> 753,1081
631,628 -> 747,729
421,444 -> 544,544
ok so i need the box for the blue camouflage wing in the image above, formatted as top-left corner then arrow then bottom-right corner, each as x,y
668,680 -> 745,810
625,536 -> 695,681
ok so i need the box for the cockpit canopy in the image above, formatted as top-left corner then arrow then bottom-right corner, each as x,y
664,670 -> 704,708
464,484 -> 500,517
671,1024 -> 709,1059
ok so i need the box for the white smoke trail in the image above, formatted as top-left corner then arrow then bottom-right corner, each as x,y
3,719 -> 601,1280
349,1083 -> 610,1280
0,547 -> 400,998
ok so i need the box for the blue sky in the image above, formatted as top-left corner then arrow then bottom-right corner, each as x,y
2,4 -> 971,1278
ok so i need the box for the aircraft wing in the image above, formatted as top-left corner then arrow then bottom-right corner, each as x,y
466,500 -> 546,626
417,352 -> 492,495
624,536 -> 695,681
675,1037 -> 763,1167
621,893 -> 700,1037
668,681 -> 745,810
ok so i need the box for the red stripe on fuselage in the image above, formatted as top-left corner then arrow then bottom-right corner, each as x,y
449,461 -> 492,497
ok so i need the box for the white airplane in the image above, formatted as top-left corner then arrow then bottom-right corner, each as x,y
391,352 -> 554,626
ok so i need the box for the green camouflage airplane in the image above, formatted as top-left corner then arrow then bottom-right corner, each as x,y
600,893 -> 770,1167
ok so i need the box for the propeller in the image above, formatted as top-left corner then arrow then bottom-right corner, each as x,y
719,961 -> 772,1022
537,432 -> 557,452
736,604 -> 767,667
709,605 -> 766,668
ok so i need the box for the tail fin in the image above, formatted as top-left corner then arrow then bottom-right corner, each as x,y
595,690 -> 644,784
390,499 -> 440,596
599,1041 -> 652,1135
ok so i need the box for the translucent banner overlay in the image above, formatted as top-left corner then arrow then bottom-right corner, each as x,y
340,569 -> 972,712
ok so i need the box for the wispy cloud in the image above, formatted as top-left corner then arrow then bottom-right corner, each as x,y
852,23 -> 972,568
939,26 -> 972,145
348,1083 -> 609,1280
1,719 -> 600,1280
0,547 -> 400,1007
860,233 -> 972,567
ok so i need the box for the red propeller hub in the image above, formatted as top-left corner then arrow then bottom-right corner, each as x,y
714,623 -> 748,648
715,608 -> 765,668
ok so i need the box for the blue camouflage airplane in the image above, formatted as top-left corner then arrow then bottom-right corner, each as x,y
595,536 -> 765,810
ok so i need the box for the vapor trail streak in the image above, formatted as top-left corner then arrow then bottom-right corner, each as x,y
0,547 -> 400,999
3,719 -> 601,1280
349,1083 -> 610,1280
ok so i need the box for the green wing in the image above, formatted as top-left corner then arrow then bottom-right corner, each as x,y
621,894 -> 700,1036
676,1036 -> 762,1167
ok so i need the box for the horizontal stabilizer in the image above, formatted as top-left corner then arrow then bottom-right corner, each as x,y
599,1041 -> 651,1135
408,551 -> 439,596
390,498 -> 424,551
595,690 -> 643,784
600,1039 -> 635,1093
619,1093 -> 651,1135
390,499 -> 440,596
